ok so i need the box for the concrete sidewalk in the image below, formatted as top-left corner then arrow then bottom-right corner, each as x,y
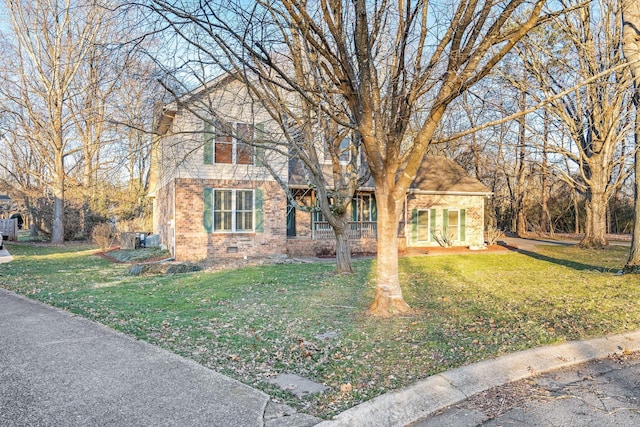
317,331 -> 640,426
0,289 -> 319,427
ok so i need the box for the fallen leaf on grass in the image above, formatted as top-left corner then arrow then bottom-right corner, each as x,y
340,383 -> 353,393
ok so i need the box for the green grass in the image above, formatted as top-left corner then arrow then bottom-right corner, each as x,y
1,242 -> 639,418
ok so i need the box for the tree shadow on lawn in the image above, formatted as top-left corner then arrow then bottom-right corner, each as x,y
515,248 -> 616,273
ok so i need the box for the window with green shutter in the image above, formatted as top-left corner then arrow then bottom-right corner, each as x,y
255,189 -> 264,233
204,188 -> 260,233
203,188 -> 213,232
411,209 -> 433,243
411,209 -> 418,243
444,209 -> 462,241
460,209 -> 466,241
203,123 -> 214,165
417,210 -> 430,241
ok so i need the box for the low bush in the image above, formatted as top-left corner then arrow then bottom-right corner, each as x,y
92,223 -> 116,251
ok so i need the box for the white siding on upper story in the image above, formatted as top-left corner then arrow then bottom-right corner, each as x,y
154,79 -> 288,191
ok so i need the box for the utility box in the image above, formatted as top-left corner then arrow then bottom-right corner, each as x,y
120,232 -> 141,250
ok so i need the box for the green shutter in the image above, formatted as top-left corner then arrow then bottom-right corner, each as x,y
430,208 -> 437,242
411,209 -> 418,243
204,122 -> 214,164
351,199 -> 358,221
460,209 -> 466,241
442,209 -> 449,237
255,189 -> 264,232
255,123 -> 266,166
203,188 -> 213,232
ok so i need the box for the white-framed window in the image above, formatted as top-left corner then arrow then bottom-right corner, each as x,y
351,194 -> 377,222
213,189 -> 254,232
417,209 -> 431,242
204,121 -> 255,165
447,209 -> 460,241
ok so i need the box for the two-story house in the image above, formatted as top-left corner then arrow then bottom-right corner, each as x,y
149,76 -> 491,261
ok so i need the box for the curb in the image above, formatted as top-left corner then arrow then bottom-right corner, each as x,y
316,330 -> 640,427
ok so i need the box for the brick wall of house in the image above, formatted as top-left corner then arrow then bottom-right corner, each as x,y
286,237 -> 377,258
172,178 -> 287,261
406,193 -> 486,247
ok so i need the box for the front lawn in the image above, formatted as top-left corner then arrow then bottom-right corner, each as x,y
1,242 -> 638,418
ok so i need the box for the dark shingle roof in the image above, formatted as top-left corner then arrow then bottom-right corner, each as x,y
287,155 -> 490,195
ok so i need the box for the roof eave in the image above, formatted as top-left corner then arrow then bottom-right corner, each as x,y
407,189 -> 493,197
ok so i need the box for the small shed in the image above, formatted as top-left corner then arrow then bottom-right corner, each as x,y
0,219 -> 18,241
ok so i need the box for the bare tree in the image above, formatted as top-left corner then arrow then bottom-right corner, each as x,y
149,0 -> 549,315
515,67 -> 529,236
519,0 -> 635,248
622,0 -> 640,271
0,0 -> 106,243
149,2 -> 370,273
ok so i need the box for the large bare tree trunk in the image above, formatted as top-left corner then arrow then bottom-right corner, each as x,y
623,0 -> 640,271
581,191 -> 609,247
2,0 -> 106,244
516,71 -> 528,237
626,111 -> 640,271
368,189 -> 410,316
334,227 -> 353,275
541,109 -> 551,234
520,0 -> 630,247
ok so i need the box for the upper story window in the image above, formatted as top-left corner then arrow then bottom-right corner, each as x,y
204,121 -> 254,165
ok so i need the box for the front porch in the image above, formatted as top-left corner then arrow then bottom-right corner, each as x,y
311,221 -> 377,240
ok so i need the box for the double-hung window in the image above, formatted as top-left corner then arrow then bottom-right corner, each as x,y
213,189 -> 254,232
446,209 -> 460,241
417,210 -> 431,242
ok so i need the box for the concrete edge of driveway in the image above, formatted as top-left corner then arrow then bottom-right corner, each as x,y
317,329 -> 640,427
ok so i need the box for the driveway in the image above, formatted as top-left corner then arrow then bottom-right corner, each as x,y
501,236 -> 631,252
412,351 -> 640,426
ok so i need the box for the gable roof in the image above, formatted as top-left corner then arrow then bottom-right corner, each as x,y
409,155 -> 491,195
155,73 -> 240,137
288,154 -> 489,195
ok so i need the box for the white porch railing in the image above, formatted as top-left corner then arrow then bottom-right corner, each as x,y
312,221 -> 377,240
